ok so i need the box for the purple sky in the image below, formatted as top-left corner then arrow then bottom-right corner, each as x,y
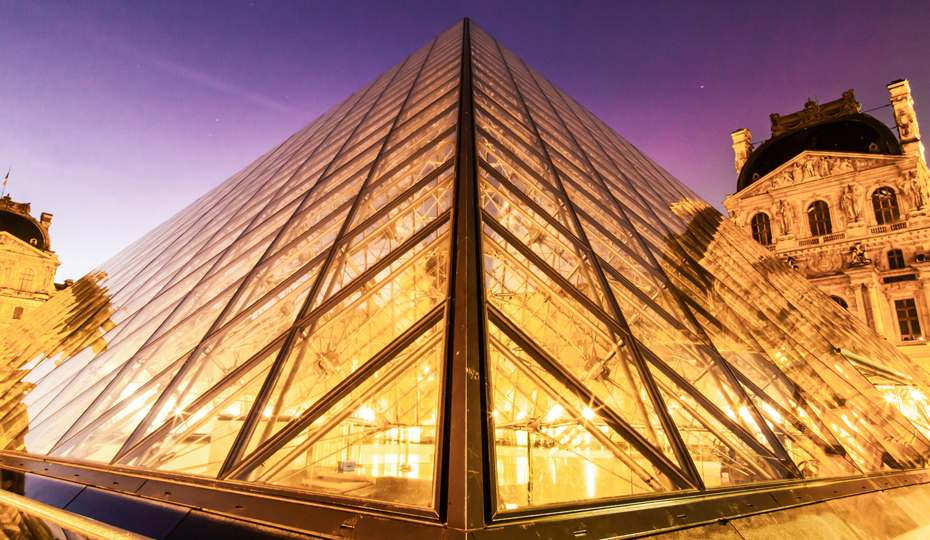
2,1 -> 929,281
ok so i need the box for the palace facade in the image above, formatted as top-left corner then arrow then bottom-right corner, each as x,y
724,80 -> 930,364
0,195 -> 61,328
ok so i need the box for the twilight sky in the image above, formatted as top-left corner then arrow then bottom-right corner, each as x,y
2,1 -> 929,280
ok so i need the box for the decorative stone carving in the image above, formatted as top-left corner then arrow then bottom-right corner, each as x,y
767,155 -> 886,190
729,207 -> 745,227
0,195 -> 31,216
770,90 -> 861,136
896,170 -> 926,213
839,184 -> 863,222
731,129 -> 753,174
888,79 -> 925,161
849,242 -> 872,267
0,260 -> 13,287
898,110 -> 917,138
809,252 -> 843,275
775,200 -> 795,236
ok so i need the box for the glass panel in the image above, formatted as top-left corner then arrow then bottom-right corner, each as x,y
119,341 -> 283,477
736,379 -> 861,478
239,223 -> 450,458
219,206 -> 349,328
19,369 -> 120,455
313,173 -> 453,307
236,321 -> 444,509
482,225 -> 679,465
480,176 -> 608,311
351,163 -> 453,230
53,274 -> 244,448
478,164 -> 577,238
134,259 -> 324,442
51,356 -> 188,463
488,323 -> 677,510
644,360 -> 791,487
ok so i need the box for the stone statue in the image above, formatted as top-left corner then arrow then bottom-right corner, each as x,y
729,208 -> 745,227
818,156 -> 831,177
791,162 -> 804,183
839,184 -> 861,222
849,242 -> 872,267
896,174 -> 914,209
898,170 -> 925,211
836,159 -> 854,174
776,200 -> 795,236
805,159 -> 816,179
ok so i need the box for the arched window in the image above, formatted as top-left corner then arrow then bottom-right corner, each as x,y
872,187 -> 900,225
830,296 -> 848,309
888,249 -> 906,270
807,201 -> 832,236
750,213 -> 773,245
12,307 -> 23,320
18,268 -> 34,291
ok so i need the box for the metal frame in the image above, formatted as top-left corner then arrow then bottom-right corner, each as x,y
1,452 -> 928,540
441,18 -> 492,529
3,17 -> 930,540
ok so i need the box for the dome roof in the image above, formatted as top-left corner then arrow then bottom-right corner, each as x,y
0,196 -> 50,251
737,113 -> 902,191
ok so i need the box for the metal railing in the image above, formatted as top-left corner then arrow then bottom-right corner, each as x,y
0,489 -> 153,540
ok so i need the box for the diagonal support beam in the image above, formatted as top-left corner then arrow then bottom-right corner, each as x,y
489,305 -> 697,491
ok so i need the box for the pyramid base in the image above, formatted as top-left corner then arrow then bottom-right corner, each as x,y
1,452 -> 928,539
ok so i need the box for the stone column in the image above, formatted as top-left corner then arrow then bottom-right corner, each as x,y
869,280 -> 890,337
731,128 -> 753,175
848,266 -> 885,336
888,79 -> 925,163
852,284 -> 868,326
915,264 -> 930,338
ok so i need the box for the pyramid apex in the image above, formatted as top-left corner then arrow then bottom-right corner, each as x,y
2,13 -> 928,540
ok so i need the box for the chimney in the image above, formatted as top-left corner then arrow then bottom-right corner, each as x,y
731,128 -> 753,174
888,79 -> 925,163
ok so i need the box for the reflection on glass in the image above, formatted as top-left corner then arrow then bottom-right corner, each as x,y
489,324 -> 676,509
3,19 -> 930,521
236,322 -> 445,508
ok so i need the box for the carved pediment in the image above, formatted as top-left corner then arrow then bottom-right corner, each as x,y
0,232 -> 57,261
735,151 -> 906,200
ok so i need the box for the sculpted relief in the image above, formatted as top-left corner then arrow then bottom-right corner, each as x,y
807,251 -> 844,276
728,207 -> 745,227
769,155 -> 885,189
893,106 -> 921,141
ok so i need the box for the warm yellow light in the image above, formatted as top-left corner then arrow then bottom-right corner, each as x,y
546,404 -> 564,423
582,407 -> 595,420
358,405 -> 376,422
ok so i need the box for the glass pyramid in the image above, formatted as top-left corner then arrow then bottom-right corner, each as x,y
1,18 -> 929,526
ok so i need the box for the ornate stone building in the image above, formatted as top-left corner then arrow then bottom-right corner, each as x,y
724,80 -> 930,362
0,195 -> 61,328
